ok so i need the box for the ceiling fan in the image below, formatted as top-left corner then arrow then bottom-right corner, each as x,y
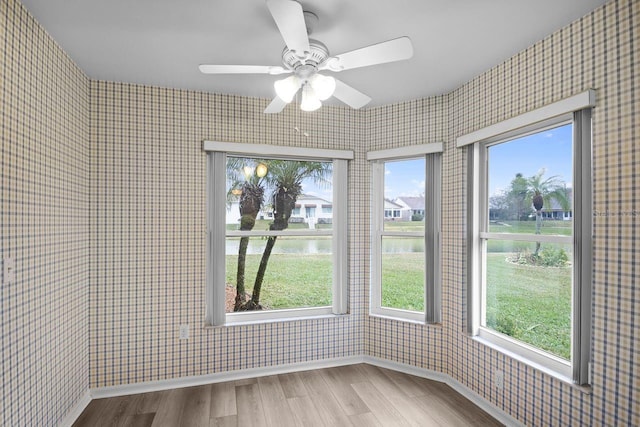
199,0 -> 414,113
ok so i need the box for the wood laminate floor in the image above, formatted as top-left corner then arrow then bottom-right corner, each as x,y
73,364 -> 504,427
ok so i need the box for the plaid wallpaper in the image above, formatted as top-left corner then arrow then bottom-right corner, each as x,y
364,95 -> 449,374
444,0 -> 639,425
2,0 -> 638,425
89,82 -> 365,387
0,0 -> 90,426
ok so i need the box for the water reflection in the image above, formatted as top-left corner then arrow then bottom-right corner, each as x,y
226,237 -> 425,254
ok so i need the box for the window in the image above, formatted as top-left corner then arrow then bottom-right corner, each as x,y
368,143 -> 442,323
459,90 -> 594,384
204,141 -> 351,325
305,206 -> 316,218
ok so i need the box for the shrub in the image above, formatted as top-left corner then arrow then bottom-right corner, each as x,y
486,309 -> 520,338
411,213 -> 424,221
507,247 -> 569,267
538,247 -> 569,267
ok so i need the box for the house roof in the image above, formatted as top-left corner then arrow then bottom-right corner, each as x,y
384,199 -> 404,209
394,196 -> 425,210
297,194 -> 331,204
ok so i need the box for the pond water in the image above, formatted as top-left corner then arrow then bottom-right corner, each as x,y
226,237 -> 425,254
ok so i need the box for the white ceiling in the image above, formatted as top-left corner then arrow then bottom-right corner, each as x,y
21,0 -> 607,108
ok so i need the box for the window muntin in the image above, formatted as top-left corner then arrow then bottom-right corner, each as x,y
463,94 -> 594,385
368,144 -> 442,324
205,142 -> 351,326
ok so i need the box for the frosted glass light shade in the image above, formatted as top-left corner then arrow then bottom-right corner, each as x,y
310,74 -> 336,101
243,165 -> 254,179
255,163 -> 268,178
300,84 -> 321,112
274,76 -> 300,103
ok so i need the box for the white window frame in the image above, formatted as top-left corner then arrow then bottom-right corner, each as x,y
204,141 -> 352,326
367,143 -> 443,323
458,90 -> 595,385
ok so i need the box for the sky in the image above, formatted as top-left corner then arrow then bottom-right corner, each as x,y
242,122 -> 573,202
381,123 -> 573,199
487,123 -> 573,196
384,158 -> 425,199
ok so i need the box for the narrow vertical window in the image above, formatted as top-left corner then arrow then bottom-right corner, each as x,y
368,144 -> 442,323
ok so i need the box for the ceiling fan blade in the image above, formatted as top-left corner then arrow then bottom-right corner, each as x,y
199,64 -> 290,75
264,96 -> 288,114
322,37 -> 413,72
266,0 -> 310,58
332,79 -> 372,109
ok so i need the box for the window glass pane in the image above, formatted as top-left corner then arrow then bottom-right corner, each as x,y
225,237 -> 332,312
383,158 -> 426,231
484,239 -> 572,360
381,236 -> 425,312
225,157 -> 333,231
487,124 -> 573,234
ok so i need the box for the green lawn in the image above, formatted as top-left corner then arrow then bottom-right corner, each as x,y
226,219 -> 572,360
485,253 -> 571,359
381,253 -> 424,311
226,253 -> 332,310
227,219 -> 332,231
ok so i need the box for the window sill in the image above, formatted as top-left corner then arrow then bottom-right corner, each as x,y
369,312 -> 441,327
471,335 -> 592,394
203,311 -> 350,328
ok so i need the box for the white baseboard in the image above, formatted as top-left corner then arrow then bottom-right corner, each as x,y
91,355 -> 364,399
58,390 -> 91,427
86,355 -> 523,427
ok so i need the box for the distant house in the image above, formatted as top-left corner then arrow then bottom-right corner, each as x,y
394,196 -> 425,220
488,189 -> 573,221
540,189 -> 573,220
287,194 -> 333,225
384,199 -> 409,220
227,194 -> 333,226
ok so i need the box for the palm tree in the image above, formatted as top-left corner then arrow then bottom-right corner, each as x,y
524,168 -> 570,254
227,158 -> 267,310
238,160 -> 331,311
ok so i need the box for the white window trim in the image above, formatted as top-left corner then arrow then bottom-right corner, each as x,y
368,143 -> 443,324
204,141 -> 352,326
461,90 -> 594,385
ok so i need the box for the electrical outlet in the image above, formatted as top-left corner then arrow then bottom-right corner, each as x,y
179,324 -> 189,340
494,370 -> 504,390
3,258 -> 16,285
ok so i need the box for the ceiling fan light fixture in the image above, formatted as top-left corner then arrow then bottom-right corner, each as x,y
274,75 -> 300,102
300,84 -> 322,112
310,73 -> 336,101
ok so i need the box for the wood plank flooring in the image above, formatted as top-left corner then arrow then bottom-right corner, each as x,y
73,364 -> 503,427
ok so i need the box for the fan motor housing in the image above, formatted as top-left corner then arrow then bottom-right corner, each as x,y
282,39 -> 329,72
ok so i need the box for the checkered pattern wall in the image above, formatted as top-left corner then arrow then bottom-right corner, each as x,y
443,0 -> 638,425
89,82 -> 365,388
0,0 -> 90,426
364,95 -> 449,373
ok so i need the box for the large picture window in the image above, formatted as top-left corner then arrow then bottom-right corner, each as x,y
368,144 -> 442,323
459,91 -> 594,384
205,142 -> 351,325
